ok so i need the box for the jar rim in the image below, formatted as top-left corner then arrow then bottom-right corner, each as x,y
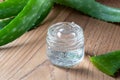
47,22 -> 84,42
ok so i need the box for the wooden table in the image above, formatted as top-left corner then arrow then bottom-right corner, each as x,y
0,0 -> 120,80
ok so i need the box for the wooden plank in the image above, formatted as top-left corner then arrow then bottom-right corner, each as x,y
0,0 -> 120,80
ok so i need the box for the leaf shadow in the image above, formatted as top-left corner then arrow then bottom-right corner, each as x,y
115,69 -> 120,78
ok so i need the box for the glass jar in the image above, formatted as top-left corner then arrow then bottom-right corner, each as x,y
46,22 -> 84,68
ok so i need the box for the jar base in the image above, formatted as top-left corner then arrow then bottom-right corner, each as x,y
48,53 -> 84,68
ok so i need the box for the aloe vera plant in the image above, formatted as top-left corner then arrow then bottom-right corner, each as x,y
54,0 -> 120,22
90,50 -> 120,76
0,0 -> 53,46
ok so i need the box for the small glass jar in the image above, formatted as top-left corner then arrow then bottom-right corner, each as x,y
46,22 -> 84,68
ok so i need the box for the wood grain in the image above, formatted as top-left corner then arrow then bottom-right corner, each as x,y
0,0 -> 120,80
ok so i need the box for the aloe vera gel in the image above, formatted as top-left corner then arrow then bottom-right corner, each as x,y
46,22 -> 84,68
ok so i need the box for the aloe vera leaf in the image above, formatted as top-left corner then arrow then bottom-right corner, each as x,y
54,0 -> 120,22
0,18 -> 12,29
0,0 -> 53,31
0,0 -> 53,46
0,0 -> 29,19
0,0 -> 28,28
29,1 -> 53,30
90,50 -> 120,76
0,5 -> 51,31
0,0 -> 52,30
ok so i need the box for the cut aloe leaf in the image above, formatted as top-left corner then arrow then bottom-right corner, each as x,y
54,0 -> 120,22
0,0 -> 53,31
0,0 -> 53,46
0,0 -> 29,19
90,50 -> 120,76
0,18 -> 13,29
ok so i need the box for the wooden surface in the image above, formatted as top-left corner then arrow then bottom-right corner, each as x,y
0,0 -> 120,80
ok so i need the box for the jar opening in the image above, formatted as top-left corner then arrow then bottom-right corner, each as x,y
47,22 -> 84,51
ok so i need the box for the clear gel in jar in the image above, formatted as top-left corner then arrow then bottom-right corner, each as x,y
46,22 -> 84,68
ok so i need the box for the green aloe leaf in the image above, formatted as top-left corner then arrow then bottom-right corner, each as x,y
54,0 -> 120,22
90,50 -> 120,76
0,0 -> 53,46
